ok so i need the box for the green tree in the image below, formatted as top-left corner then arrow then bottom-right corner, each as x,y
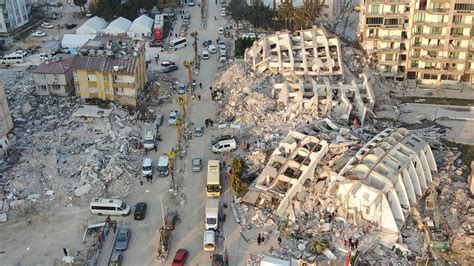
190,31 -> 198,63
277,2 -> 295,30
228,0 -> 247,27
298,0 -> 324,28
73,0 -> 88,14
234,37 -> 254,58
229,158 -> 248,196
245,0 -> 274,29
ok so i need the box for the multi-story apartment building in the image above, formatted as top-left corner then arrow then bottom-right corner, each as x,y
0,82 -> 14,155
358,0 -> 474,86
70,36 -> 147,107
0,0 -> 29,43
33,54 -> 76,96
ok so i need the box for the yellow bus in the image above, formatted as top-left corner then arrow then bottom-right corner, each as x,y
206,160 -> 221,197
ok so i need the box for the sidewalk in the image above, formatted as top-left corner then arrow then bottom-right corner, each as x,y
394,86 -> 474,100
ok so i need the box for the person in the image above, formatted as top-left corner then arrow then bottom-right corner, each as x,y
355,239 -> 359,249
214,16 -> 216,20
150,174 -> 153,183
209,86 -> 213,92
261,234 -> 265,244
63,248 -> 68,256
154,144 -> 157,152
76,251 -> 81,256
278,236 -> 282,246
140,178 -> 143,186
257,234 -> 262,246
199,82 -> 202,89
198,95 -> 201,100
113,222 -> 117,233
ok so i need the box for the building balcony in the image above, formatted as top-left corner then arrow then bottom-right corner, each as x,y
380,35 -> 403,41
448,45 -> 469,51
430,0 -> 450,3
451,22 -> 472,28
418,67 -> 442,73
410,54 -> 422,59
421,44 -> 443,50
112,82 -> 135,88
426,8 -> 449,14
380,60 -> 401,65
384,0 -> 408,4
425,21 -> 448,27
383,12 -> 407,17
412,31 -> 424,37
380,70 -> 405,77
421,55 -> 445,61
383,24 -> 405,29
450,33 -> 470,39
423,33 -> 444,39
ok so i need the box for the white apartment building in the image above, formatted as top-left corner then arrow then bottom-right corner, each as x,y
0,0 -> 29,34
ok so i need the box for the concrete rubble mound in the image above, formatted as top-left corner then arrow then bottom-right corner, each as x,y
0,70 -> 147,220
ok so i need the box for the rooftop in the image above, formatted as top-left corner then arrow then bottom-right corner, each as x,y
33,54 -> 76,74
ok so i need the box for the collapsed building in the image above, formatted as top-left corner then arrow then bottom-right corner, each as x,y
245,27 -> 344,82
245,123 -> 437,236
272,74 -> 375,125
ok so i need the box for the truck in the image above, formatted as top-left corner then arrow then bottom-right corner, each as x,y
205,198 -> 219,230
157,155 -> 169,177
143,126 -> 157,150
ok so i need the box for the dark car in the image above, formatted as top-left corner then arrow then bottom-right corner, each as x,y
202,40 -> 212,47
172,249 -> 189,266
165,211 -> 179,230
150,40 -> 164,48
134,202 -> 147,220
65,23 -> 77,29
114,228 -> 131,251
160,60 -> 175,67
159,65 -> 179,73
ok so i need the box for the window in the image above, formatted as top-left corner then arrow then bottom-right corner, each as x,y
88,87 -> 98,93
452,15 -> 462,24
369,5 -> 380,14
114,88 -> 124,93
105,88 -> 110,94
51,84 -> 61,91
385,54 -> 394,61
430,27 -> 442,35
366,17 -> 383,25
454,3 -> 474,12
87,74 -> 97,81
38,85 -> 47,91
104,75 -> 109,81
73,72 -> 78,80
411,61 -> 419,67
415,13 -> 425,23
74,84 -> 80,93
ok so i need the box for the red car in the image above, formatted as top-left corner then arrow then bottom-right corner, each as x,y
172,249 -> 189,266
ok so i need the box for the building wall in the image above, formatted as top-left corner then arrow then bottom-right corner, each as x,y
33,72 -> 73,96
0,0 -> 29,34
358,0 -> 474,86
0,82 -> 13,151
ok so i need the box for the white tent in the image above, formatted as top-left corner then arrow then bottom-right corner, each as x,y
76,16 -> 108,35
104,17 -> 132,36
127,15 -> 154,39
61,34 -> 95,48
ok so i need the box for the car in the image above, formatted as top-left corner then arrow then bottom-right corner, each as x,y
165,211 -> 179,230
134,202 -> 147,220
248,32 -> 257,39
159,65 -> 179,73
15,50 -> 28,57
191,80 -> 196,90
160,60 -> 175,67
218,27 -> 224,35
212,134 -> 234,145
110,251 -> 123,266
202,40 -> 212,47
172,249 -> 189,266
86,11 -> 93,18
207,44 -> 217,54
192,158 -> 202,172
194,127 -> 204,137
220,46 -> 226,55
114,228 -> 131,251
188,0 -> 195,6
41,22 -> 54,29
149,40 -> 164,48
177,83 -> 187,94
56,24 -> 64,29
32,31 -> 46,37
168,111 -> 179,125
219,54 -> 226,63
65,23 -> 77,29
202,50 -> 210,60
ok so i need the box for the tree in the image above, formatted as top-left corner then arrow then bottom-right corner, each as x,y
190,31 -> 198,63
182,60 -> 193,99
73,0 -> 88,14
228,0 -> 247,27
277,2 -> 295,30
245,0 -> 274,29
229,158 -> 248,196
299,0 -> 324,28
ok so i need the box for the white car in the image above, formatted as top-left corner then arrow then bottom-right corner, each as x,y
32,31 -> 47,37
248,33 -> 257,39
218,27 -> 224,35
41,22 -> 54,29
207,44 -> 217,54
202,50 -> 209,60
219,54 -> 226,63
168,111 -> 179,125
220,46 -> 226,55
15,50 -> 28,57
86,11 -> 93,18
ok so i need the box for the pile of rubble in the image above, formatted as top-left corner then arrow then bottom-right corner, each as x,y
0,70 -> 147,221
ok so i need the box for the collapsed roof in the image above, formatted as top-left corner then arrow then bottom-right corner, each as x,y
245,26 -> 344,82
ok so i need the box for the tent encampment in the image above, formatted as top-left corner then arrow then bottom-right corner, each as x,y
104,17 -> 132,36
127,15 -> 154,39
76,16 -> 108,35
62,34 -> 95,49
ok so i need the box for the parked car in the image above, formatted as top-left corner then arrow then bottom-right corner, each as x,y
177,83 -> 187,94
160,60 -> 175,67
114,228 -> 131,251
85,11 -> 93,18
41,22 -> 54,29
191,80 -> 196,90
168,111 -> 179,125
32,31 -> 46,37
134,202 -> 147,220
202,40 -> 212,47
165,211 -> 179,230
194,127 -> 203,137
207,44 -> 217,54
192,158 -> 202,172
56,24 -> 64,29
109,251 -> 123,266
159,65 -> 179,73
218,27 -> 224,35
65,23 -> 77,29
149,40 -> 164,48
15,50 -> 28,57
172,249 -> 189,266
202,50 -> 209,60
219,54 -> 226,63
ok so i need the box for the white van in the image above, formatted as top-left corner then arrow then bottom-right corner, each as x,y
1,53 -> 24,64
202,50 -> 209,60
90,198 -> 130,216
207,45 -> 217,54
205,198 -> 219,230
143,126 -> 157,150
203,230 -> 216,252
157,155 -> 169,176
142,157 -> 153,177
169,37 -> 187,51
212,138 -> 236,153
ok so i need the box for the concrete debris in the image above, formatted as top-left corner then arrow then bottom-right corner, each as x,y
0,70 -> 148,219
